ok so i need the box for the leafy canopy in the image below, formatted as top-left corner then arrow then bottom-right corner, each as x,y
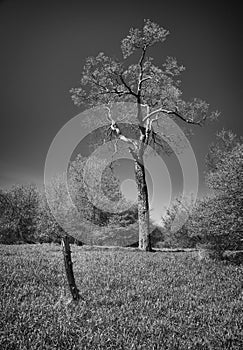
70,19 -> 219,125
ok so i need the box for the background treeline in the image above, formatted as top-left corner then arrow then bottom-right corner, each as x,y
0,130 -> 242,256
0,155 -> 139,245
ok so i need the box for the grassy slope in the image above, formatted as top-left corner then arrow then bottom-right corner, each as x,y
0,244 -> 242,350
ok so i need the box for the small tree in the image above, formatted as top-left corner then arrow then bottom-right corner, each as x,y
0,189 -> 16,244
68,154 -> 123,227
205,129 -> 242,172
43,174 -> 81,301
36,190 -> 63,243
67,154 -> 139,246
44,155 -> 137,300
161,196 -> 199,248
0,184 -> 40,244
71,19 -> 218,251
187,131 -> 243,257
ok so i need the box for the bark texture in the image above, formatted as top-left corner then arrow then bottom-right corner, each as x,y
134,159 -> 151,251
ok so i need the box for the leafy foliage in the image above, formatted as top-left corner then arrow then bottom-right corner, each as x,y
205,129 -> 242,173
68,154 -> 138,230
68,154 -> 123,226
206,139 -> 243,195
0,185 -> 40,244
187,131 -> 243,255
121,19 -> 169,59
0,153 -> 139,245
188,194 -> 242,254
161,131 -> 243,254
36,189 -> 64,243
70,19 -> 218,123
161,196 -> 200,248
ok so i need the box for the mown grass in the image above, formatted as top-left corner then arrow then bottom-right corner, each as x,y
0,244 -> 242,349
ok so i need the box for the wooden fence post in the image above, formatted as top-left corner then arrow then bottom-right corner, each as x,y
61,235 -> 80,302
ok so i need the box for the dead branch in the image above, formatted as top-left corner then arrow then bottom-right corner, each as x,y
104,106 -> 138,151
143,107 -> 205,126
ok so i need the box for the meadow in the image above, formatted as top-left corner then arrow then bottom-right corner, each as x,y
0,244 -> 242,349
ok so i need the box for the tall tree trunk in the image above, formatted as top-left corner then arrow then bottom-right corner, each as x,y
134,158 -> 151,251
61,235 -> 80,302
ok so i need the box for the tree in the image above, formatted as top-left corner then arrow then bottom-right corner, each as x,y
42,174 -> 81,301
68,154 -> 122,228
36,189 -> 63,243
67,154 -> 139,245
0,189 -> 16,244
187,131 -> 243,257
0,184 -> 40,244
205,129 -> 242,173
43,155 -> 138,301
70,19 -> 218,251
161,196 -> 199,248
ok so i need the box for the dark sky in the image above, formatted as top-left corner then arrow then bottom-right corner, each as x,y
0,0 -> 242,221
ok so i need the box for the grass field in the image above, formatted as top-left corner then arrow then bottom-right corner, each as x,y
0,244 -> 242,349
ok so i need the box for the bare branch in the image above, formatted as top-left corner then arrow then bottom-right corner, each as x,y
143,107 -> 205,126
119,74 -> 137,97
145,119 -> 152,145
104,106 -> 138,151
140,76 -> 152,83
113,138 -> 119,155
140,104 -> 150,115
90,75 -> 110,92
89,75 -> 130,97
138,46 -> 147,67
104,105 -> 113,122
173,107 -> 206,126
137,47 -> 147,95
150,115 -> 160,124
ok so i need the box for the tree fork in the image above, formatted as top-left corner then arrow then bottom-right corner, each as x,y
61,235 -> 80,302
